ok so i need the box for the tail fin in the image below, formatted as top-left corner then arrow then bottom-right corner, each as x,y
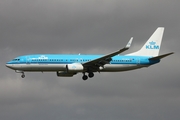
128,27 -> 164,57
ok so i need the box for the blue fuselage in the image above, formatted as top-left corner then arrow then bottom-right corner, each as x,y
6,54 -> 160,72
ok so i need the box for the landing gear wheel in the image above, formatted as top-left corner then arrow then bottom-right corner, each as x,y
88,72 -> 94,78
21,74 -> 25,78
82,75 -> 88,80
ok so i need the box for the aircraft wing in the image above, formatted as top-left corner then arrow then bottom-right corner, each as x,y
83,38 -> 133,70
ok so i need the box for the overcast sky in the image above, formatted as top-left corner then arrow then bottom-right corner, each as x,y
0,0 -> 180,120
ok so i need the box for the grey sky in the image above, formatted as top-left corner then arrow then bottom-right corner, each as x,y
0,0 -> 180,120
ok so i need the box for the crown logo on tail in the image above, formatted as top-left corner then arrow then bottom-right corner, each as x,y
149,41 -> 156,45
146,41 -> 159,49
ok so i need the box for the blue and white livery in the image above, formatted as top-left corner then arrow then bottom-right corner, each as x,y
6,27 -> 173,80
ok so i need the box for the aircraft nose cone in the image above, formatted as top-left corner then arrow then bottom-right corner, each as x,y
6,62 -> 13,69
6,63 -> 11,68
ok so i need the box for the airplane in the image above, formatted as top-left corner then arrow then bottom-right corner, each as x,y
6,27 -> 173,80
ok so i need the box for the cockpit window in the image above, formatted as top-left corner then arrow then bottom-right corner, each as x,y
13,59 -> 20,61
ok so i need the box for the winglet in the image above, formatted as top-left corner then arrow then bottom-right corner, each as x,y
125,37 -> 133,48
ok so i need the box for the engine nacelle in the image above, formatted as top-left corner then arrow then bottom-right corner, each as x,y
57,71 -> 76,77
67,63 -> 84,72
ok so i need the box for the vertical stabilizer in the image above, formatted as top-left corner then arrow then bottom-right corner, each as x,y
128,27 -> 164,57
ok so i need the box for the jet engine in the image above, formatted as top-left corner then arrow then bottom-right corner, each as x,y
66,63 -> 84,72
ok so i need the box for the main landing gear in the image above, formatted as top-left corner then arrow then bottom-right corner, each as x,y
82,72 -> 94,81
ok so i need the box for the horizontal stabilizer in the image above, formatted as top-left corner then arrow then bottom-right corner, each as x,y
149,52 -> 174,60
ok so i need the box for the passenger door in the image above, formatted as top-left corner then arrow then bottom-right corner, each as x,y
26,56 -> 31,64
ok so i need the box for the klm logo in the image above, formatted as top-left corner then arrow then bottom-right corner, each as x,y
146,41 -> 159,49
72,65 -> 76,69
38,55 -> 48,59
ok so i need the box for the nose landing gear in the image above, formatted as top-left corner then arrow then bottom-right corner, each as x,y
21,73 -> 25,78
15,70 -> 25,78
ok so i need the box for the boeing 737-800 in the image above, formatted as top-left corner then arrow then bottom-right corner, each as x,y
6,27 -> 173,80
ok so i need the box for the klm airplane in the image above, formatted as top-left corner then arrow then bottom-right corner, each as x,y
6,27 -> 173,80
